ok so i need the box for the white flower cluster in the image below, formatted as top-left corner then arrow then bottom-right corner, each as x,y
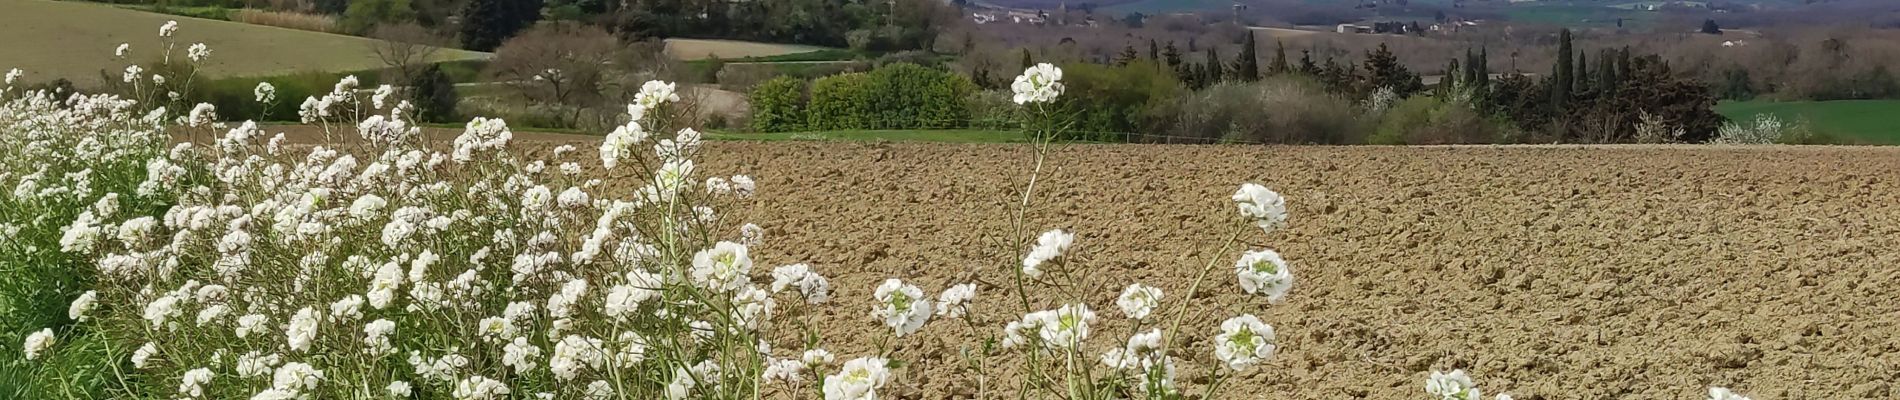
1011,63 -> 1065,104
1021,228 -> 1073,279
1424,369 -> 1521,400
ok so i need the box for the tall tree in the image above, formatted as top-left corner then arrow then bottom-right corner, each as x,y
1148,39 -> 1160,61
1596,48 -> 1619,99
1162,41 -> 1184,69
1268,40 -> 1290,75
1205,47 -> 1225,84
1234,32 -> 1260,82
1297,50 -> 1317,75
460,0 -> 543,52
1551,29 -> 1574,109
411,63 -> 459,123
1700,19 -> 1722,34
1364,43 -> 1420,97
1575,50 -> 1591,96
1116,45 -> 1140,66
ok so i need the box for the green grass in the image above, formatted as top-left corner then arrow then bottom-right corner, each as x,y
0,0 -> 488,88
1106,0 -> 1234,14
1716,99 -> 1900,145
709,129 -> 1029,143
1503,4 -> 1653,28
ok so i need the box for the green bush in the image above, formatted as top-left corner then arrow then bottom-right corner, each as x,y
807,72 -> 874,130
865,63 -> 974,129
748,76 -> 808,133
803,64 -> 973,131
1372,96 -> 1518,144
1153,76 -> 1365,144
1059,61 -> 1181,139
193,71 -> 383,122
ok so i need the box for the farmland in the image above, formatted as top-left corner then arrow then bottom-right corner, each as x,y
0,0 -> 486,87
1717,100 -> 1900,145
664,38 -> 835,61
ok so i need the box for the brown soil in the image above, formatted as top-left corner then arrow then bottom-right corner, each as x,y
692,143 -> 1900,400
244,125 -> 1900,399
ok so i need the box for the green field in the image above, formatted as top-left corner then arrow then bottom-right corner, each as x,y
1504,4 -> 1653,28
0,0 -> 487,87
1104,0 -> 1234,14
1717,100 -> 1900,144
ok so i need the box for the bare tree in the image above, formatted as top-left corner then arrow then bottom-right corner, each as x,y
489,23 -> 621,129
370,22 -> 445,86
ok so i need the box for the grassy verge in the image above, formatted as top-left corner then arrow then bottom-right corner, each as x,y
1716,99 -> 1900,145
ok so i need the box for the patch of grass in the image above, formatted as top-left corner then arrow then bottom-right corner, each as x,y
1106,0 -> 1234,14
728,49 -> 862,63
663,38 -> 833,61
0,0 -> 488,87
1717,100 -> 1900,145
117,4 -> 234,20
1504,4 -> 1653,28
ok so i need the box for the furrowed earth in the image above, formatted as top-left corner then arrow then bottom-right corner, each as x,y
265,127 -> 1900,398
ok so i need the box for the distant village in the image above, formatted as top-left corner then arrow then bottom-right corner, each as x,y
966,1 -> 1486,37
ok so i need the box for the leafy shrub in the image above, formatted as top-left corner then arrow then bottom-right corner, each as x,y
1371,96 -> 1518,145
805,64 -> 973,130
1714,113 -> 1789,144
1153,76 -> 1365,144
807,72 -> 874,130
747,76 -> 807,132
1058,61 -> 1181,140
865,63 -> 975,129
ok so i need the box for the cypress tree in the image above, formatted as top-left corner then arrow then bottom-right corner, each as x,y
1551,29 -> 1574,108
1148,39 -> 1160,61
1576,51 -> 1591,96
412,63 -> 459,123
1205,47 -> 1224,83
1298,50 -> 1317,75
1235,33 -> 1260,81
1269,40 -> 1290,75
1163,42 -> 1183,68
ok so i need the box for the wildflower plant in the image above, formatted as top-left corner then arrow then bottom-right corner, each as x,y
989,63 -> 1303,400
5,21 -> 861,400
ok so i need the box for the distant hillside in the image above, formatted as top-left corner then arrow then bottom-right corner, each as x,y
981,0 -> 1146,10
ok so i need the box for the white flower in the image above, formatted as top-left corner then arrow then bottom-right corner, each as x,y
236,314 -> 268,338
585,380 -> 615,399
1101,328 -> 1166,369
272,362 -> 324,391
602,283 -> 652,320
331,295 -> 365,322
1709,387 -> 1752,400
285,307 -> 319,352
803,349 -> 836,367
599,121 -> 646,169
349,194 -> 386,221
115,43 -> 130,58
935,283 -> 976,319
132,342 -> 158,368
1011,63 -> 1065,104
871,279 -> 931,336
453,376 -> 510,400
187,43 -> 210,62
143,294 -> 182,329
502,337 -> 542,374
253,82 -> 276,103
634,80 -> 681,112
1235,249 -> 1294,303
764,358 -> 808,385
550,335 -> 607,380
739,223 -> 765,246
364,319 -> 397,356
22,328 -> 54,361
1037,304 -> 1094,349
187,103 -> 217,127
160,20 -> 178,37
178,368 -> 212,397
1214,314 -> 1277,371
122,65 -> 143,83
195,305 -> 230,326
1116,283 -> 1163,320
388,381 -> 413,397
822,357 -> 890,400
235,351 -> 279,377
3,68 -> 19,86
1021,229 -> 1073,279
68,291 -> 98,321
372,84 -> 394,108
690,241 -> 752,292
1232,183 -> 1288,233
1425,369 -> 1482,399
